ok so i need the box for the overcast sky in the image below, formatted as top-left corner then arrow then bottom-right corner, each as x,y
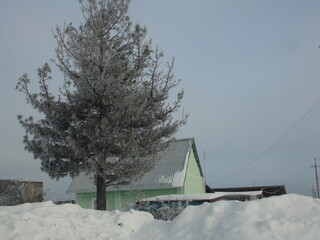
1,0 -> 320,200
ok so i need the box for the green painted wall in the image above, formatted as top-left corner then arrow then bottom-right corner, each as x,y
184,148 -> 205,194
76,188 -> 179,211
76,191 -> 116,210
77,192 -> 96,209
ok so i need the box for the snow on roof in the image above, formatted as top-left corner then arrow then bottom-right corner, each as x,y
67,138 -> 200,193
139,192 -> 263,202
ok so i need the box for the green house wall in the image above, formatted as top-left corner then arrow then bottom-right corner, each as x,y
184,148 -> 205,194
76,188 -> 180,211
76,145 -> 205,211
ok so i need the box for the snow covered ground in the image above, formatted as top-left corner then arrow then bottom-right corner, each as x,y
0,194 -> 319,240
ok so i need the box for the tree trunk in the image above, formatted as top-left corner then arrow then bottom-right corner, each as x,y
96,175 -> 106,210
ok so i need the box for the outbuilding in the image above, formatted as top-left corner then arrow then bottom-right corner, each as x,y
0,179 -> 43,206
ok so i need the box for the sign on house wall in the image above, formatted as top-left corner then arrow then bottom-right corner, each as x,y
0,179 -> 43,206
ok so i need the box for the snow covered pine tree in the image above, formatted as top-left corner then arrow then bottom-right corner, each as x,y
16,0 -> 187,210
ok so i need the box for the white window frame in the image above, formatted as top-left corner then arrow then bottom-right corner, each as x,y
91,198 -> 97,210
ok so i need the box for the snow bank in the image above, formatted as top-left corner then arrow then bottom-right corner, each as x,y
0,201 -> 153,240
170,194 -> 320,240
0,194 -> 319,240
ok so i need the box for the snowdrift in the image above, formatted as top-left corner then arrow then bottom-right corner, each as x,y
0,194 -> 319,240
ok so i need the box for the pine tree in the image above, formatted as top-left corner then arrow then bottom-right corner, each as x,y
16,0 -> 187,210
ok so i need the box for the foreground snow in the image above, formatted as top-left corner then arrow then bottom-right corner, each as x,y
0,194 -> 319,240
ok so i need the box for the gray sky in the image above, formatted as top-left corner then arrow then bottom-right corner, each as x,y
1,0 -> 320,200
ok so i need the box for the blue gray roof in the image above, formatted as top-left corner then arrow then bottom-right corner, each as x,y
67,138 -> 201,193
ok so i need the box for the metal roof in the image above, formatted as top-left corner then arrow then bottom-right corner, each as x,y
67,138 -> 201,193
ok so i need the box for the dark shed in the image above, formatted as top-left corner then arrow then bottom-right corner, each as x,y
209,185 -> 286,198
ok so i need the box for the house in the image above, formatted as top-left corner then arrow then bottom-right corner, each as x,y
0,179 -> 43,206
67,138 -> 205,211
